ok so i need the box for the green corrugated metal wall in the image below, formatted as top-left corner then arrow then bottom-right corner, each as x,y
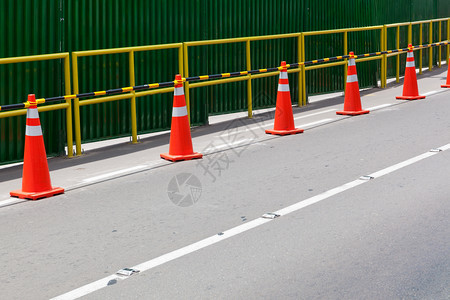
0,0 -> 65,164
1,0 -> 449,164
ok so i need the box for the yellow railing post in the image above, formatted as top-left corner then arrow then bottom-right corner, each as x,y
301,33 -> 307,105
63,55 -> 74,158
419,23 -> 423,74
408,23 -> 412,45
245,39 -> 253,118
448,19 -> 450,64
129,50 -> 138,144
396,26 -> 400,83
183,43 -> 191,125
344,31 -> 348,89
71,53 -> 82,156
439,21 -> 442,68
381,25 -> 387,88
429,21 -> 433,71
297,35 -> 302,106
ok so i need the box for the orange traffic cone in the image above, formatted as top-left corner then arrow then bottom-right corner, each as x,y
160,75 -> 203,162
441,63 -> 450,88
10,94 -> 64,200
265,61 -> 304,135
336,52 -> 370,116
396,44 -> 425,100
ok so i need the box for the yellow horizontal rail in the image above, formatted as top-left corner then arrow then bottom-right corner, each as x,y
303,25 -> 383,36
386,21 -> 412,28
0,103 -> 69,119
0,53 -> 69,64
72,43 -> 183,57
305,61 -> 346,71
356,56 -> 383,63
189,76 -> 249,89
78,94 -> 132,107
184,33 -> 301,47
135,87 -> 175,97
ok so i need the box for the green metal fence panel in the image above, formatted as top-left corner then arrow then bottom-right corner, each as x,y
1,0 -> 450,164
0,0 -> 65,165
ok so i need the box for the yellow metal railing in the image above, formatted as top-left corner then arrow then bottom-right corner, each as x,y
71,43 -> 183,155
183,33 -> 302,119
386,18 -> 450,82
302,25 -> 385,104
1,17 -> 449,160
0,53 -> 73,157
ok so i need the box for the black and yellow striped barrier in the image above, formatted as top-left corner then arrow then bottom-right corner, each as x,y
1,41 -> 449,113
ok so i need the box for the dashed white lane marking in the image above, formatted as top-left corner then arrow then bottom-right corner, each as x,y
51,142 -> 450,300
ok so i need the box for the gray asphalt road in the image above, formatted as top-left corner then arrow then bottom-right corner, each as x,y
1,71 -> 449,299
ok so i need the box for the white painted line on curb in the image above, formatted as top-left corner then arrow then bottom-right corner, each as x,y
423,90 -> 439,96
51,142 -> 450,300
293,108 -> 336,120
367,103 -> 395,111
299,118 -> 334,128
0,198 -> 25,208
423,89 -> 449,97
217,108 -> 336,137
204,139 -> 256,152
83,165 -> 149,183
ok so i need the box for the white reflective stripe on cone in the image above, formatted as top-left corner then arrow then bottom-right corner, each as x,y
347,74 -> 358,83
174,87 -> 184,96
407,52 -> 414,58
348,58 -> 356,66
406,61 -> 415,68
279,71 -> 288,79
27,108 -> 39,119
278,83 -> 290,92
172,106 -> 188,117
26,125 -> 43,137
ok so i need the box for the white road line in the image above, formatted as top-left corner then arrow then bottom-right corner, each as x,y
275,179 -> 365,216
217,108 -> 336,137
0,198 -> 25,208
368,151 -> 437,178
51,142 -> 450,300
366,103 -> 395,111
423,90 -> 439,96
293,108 -> 336,120
82,165 -> 149,183
437,144 -> 450,151
204,139 -> 255,152
299,118 -> 334,128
